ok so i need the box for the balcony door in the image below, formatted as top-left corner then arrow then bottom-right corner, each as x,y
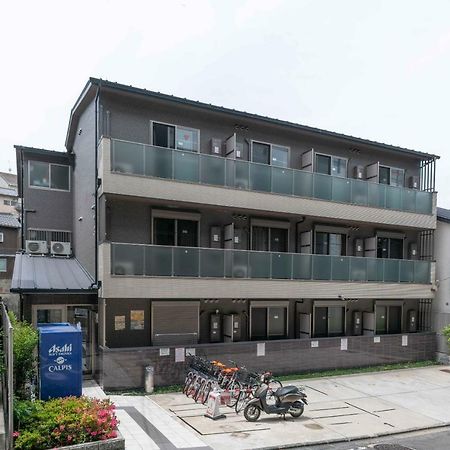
377,237 -> 403,259
153,217 -> 198,247
315,154 -> 347,178
314,231 -> 346,256
375,304 -> 402,334
252,226 -> 288,252
313,305 -> 345,337
250,303 -> 288,340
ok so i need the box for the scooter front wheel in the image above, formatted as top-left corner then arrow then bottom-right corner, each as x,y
244,404 -> 261,422
289,401 -> 304,418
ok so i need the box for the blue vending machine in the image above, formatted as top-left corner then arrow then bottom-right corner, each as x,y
38,323 -> 82,400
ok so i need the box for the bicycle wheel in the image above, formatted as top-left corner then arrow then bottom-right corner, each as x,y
187,375 -> 199,398
235,388 -> 251,413
226,381 -> 242,408
183,372 -> 194,395
201,380 -> 213,405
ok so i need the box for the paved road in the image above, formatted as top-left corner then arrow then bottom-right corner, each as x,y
296,426 -> 450,450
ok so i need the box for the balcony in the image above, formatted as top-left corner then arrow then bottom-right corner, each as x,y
110,243 -> 432,284
108,139 -> 433,215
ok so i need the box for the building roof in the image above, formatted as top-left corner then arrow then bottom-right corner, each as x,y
66,77 -> 439,161
0,172 -> 17,187
0,187 -> 17,197
11,254 -> 96,293
437,207 -> 450,223
0,213 -> 20,229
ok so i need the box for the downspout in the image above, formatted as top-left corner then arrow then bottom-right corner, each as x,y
94,83 -> 101,284
20,149 -> 25,249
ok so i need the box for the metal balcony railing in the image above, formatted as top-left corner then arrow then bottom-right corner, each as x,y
110,243 -> 432,284
109,139 -> 433,215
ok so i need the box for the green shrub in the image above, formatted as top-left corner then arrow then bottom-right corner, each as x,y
442,325 -> 450,346
13,396 -> 119,450
8,312 -> 38,399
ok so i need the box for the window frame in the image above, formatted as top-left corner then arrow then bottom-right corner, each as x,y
28,161 -> 71,192
314,152 -> 348,178
249,301 -> 289,340
151,209 -> 201,248
0,258 -> 7,272
149,120 -> 200,153
379,165 -> 405,187
250,140 -> 290,168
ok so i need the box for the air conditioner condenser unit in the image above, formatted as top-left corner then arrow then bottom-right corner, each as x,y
50,241 -> 71,257
26,240 -> 48,255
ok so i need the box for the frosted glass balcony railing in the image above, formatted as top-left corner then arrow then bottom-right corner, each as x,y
111,243 -> 432,284
110,139 -> 433,215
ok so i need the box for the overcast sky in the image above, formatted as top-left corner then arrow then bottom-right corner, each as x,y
2,0 -> 449,206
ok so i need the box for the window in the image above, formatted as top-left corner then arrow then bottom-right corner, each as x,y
314,305 -> 345,337
379,166 -> 404,187
250,305 -> 288,340
3,199 -> 17,206
29,161 -> 70,191
377,237 -> 403,259
315,154 -> 347,177
153,218 -> 198,247
376,304 -> 402,334
315,232 -> 346,256
252,226 -> 288,252
251,141 -> 289,168
152,121 -> 199,152
0,258 -> 6,272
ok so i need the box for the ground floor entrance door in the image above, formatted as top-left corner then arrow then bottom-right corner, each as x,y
32,304 -> 96,377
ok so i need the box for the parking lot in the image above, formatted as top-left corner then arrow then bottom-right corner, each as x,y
150,366 -> 450,449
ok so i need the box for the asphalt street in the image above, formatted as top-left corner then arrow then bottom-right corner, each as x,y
296,426 -> 450,450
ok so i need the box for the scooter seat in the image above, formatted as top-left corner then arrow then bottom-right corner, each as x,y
273,386 -> 299,397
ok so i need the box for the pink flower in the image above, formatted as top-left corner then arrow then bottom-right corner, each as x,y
12,432 -> 19,438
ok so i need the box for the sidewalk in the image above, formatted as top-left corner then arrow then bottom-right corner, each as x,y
83,365 -> 450,450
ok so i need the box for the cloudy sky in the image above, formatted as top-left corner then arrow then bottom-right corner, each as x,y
2,0 -> 449,205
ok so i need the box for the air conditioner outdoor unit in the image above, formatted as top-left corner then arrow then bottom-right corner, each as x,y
50,241 -> 71,257
26,240 -> 48,254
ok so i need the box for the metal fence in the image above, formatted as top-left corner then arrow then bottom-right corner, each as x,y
1,302 -> 13,450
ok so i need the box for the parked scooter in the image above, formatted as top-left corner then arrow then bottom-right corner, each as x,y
243,375 -> 307,422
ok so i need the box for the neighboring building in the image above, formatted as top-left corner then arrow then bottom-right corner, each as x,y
0,213 -> 20,312
12,78 -> 439,388
0,172 -> 19,216
434,207 -> 450,362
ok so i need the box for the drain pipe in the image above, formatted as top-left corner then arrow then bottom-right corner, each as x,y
94,82 -> 101,285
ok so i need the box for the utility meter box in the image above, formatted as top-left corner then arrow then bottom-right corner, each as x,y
407,310 -> 417,333
38,323 -> 82,400
210,313 -> 222,343
353,311 -> 362,335
223,314 -> 241,342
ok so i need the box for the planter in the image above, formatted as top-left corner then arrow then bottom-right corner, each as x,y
45,433 -> 125,450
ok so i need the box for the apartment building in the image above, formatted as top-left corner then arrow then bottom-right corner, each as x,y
0,172 -> 19,216
13,78 -> 438,388
0,213 -> 20,312
433,207 -> 450,363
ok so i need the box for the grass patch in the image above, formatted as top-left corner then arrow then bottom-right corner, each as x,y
105,360 -> 438,396
277,360 -> 438,382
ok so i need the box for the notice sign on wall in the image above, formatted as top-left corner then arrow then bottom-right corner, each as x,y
130,310 -> 145,330
175,347 -> 185,362
114,315 -> 125,331
340,338 -> 348,351
402,335 -> 408,347
257,342 -> 265,357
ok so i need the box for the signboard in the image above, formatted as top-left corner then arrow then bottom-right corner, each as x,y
130,310 -> 145,330
38,323 -> 82,400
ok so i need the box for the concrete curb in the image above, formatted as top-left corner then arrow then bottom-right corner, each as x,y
256,422 -> 450,450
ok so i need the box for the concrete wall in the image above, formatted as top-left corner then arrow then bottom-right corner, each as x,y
98,332 -> 436,389
433,218 -> 450,360
71,99 -> 96,277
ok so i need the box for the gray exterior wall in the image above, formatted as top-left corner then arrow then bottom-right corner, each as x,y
105,198 -> 422,257
20,152 -> 73,237
71,99 -> 96,277
433,218 -> 450,360
100,92 -> 423,180
98,332 -> 436,389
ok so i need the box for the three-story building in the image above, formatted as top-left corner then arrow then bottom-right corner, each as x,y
13,78 -> 438,388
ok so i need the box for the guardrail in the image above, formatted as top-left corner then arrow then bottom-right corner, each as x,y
109,139 -> 433,215
110,243 -> 432,284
